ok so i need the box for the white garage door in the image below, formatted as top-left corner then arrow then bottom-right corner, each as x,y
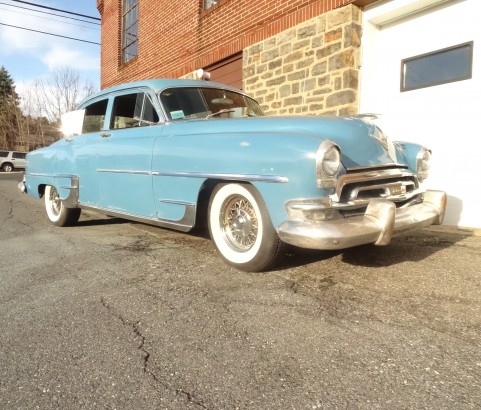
360,0 -> 480,228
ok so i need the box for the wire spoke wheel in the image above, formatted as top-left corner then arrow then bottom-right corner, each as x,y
222,196 -> 258,252
208,183 -> 284,272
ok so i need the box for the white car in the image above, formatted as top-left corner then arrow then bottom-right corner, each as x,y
0,150 -> 27,172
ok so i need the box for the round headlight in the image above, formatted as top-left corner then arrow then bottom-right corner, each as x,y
416,147 -> 431,182
322,145 -> 341,176
419,149 -> 431,171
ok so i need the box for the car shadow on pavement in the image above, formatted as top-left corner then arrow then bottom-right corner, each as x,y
76,216 -> 130,227
276,228 -> 470,270
342,229 -> 469,268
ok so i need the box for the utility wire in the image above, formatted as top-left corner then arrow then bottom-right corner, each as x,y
0,22 -> 100,44
8,0 -> 100,21
0,6 -> 100,30
0,1 -> 100,25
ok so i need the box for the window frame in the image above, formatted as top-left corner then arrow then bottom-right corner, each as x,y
121,0 -> 139,64
400,41 -> 474,92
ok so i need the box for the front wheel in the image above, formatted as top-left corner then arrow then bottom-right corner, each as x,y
208,183 -> 284,272
44,185 -> 81,227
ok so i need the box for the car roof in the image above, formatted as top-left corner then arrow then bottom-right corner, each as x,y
82,78 -> 245,105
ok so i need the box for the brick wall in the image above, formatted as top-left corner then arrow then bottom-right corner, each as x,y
97,0 -> 360,89
244,5 -> 362,116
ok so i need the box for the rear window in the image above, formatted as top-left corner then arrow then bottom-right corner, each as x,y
0,151 -> 8,158
12,152 -> 26,159
82,99 -> 109,133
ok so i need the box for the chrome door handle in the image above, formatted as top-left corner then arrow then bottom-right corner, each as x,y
101,133 -> 112,138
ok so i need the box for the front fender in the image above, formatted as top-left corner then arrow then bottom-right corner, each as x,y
153,126 -> 329,228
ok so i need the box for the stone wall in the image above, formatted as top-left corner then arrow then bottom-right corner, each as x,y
243,4 -> 362,116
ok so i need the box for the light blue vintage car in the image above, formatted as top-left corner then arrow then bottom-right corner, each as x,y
20,79 -> 446,271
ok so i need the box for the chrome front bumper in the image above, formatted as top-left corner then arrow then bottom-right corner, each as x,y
278,190 -> 447,250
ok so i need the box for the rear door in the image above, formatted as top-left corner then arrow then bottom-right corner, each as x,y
12,152 -> 26,168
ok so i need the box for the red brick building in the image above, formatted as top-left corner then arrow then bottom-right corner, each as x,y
97,0 -> 376,115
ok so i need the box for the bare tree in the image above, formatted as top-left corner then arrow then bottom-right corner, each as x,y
29,67 -> 97,122
18,67 -> 98,149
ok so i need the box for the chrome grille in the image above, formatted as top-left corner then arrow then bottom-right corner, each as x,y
335,168 -> 421,207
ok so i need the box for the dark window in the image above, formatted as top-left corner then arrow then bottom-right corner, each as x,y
0,151 -> 7,158
122,0 -> 138,64
401,42 -> 473,92
12,152 -> 26,159
110,92 -> 159,129
82,99 -> 108,133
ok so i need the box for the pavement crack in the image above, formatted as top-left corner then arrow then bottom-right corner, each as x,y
3,199 -> 14,223
100,297 -> 210,409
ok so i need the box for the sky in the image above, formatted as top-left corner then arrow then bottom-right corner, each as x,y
0,0 -> 101,92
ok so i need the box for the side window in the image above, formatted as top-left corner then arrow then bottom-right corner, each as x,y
82,99 -> 108,133
110,92 -> 159,129
0,151 -> 8,158
12,152 -> 26,159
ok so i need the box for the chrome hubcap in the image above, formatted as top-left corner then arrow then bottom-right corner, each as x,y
49,188 -> 61,216
222,196 -> 258,251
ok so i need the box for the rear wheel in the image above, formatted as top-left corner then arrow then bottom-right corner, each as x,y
208,183 -> 283,272
44,185 -> 81,226
2,163 -> 13,172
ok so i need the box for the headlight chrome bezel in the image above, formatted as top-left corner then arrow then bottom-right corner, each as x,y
316,140 -> 341,189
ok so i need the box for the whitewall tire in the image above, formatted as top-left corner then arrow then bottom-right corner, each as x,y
44,185 -> 81,227
208,183 -> 283,272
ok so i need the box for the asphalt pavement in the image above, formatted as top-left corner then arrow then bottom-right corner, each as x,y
1,172 -> 480,409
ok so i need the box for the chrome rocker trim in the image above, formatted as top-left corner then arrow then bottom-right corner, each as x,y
80,200 -> 196,232
278,190 -> 447,250
79,205 -> 195,232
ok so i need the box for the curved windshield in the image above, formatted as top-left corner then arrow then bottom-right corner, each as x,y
159,87 -> 264,121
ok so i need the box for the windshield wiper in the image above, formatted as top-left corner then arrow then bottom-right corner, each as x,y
205,109 -> 236,119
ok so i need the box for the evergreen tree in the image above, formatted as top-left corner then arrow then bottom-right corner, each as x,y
0,66 -> 22,149
0,66 -> 18,101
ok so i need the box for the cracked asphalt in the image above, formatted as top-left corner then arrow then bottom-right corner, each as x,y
1,172 -> 480,409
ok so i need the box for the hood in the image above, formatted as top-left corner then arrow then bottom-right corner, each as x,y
180,116 -> 403,169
